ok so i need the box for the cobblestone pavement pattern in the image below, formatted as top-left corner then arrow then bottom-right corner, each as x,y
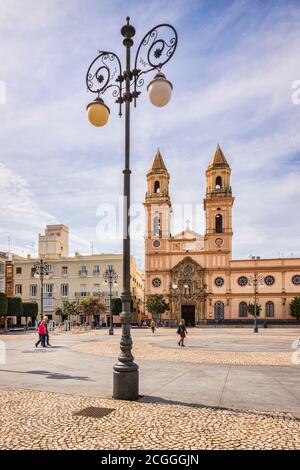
0,388 -> 299,450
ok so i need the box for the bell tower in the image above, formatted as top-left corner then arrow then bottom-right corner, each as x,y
144,149 -> 172,296
204,145 -> 234,258
144,149 -> 172,241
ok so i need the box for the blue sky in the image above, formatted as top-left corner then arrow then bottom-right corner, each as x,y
0,0 -> 300,267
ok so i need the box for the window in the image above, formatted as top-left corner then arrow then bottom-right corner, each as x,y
80,266 -> 88,276
46,264 -> 52,274
152,278 -> 161,287
80,284 -> 87,296
61,284 -> 69,298
238,276 -> 248,287
31,267 -> 36,277
62,266 -> 68,276
215,277 -> 224,287
214,301 -> 224,320
154,180 -> 160,193
93,284 -> 100,294
265,275 -> 275,286
16,267 -> 22,274
153,216 -> 161,237
215,176 -> 222,190
30,284 -> 37,297
93,265 -> 100,274
266,301 -> 275,317
0,262 -> 4,275
239,302 -> 248,318
43,284 -> 54,297
15,284 -> 22,295
215,214 -> 223,233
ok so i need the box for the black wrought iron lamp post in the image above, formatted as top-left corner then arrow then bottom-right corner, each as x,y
85,17 -> 177,400
248,273 -> 264,333
104,264 -> 118,336
33,259 -> 50,320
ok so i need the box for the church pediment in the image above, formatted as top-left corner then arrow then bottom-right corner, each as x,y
174,229 -> 203,241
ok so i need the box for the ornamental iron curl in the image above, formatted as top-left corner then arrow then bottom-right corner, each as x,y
133,24 -> 177,106
85,22 -> 178,114
86,51 -> 123,115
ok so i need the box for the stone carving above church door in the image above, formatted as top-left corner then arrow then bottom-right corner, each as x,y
169,256 -> 207,324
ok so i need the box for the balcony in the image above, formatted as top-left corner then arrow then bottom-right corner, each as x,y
43,292 -> 54,298
79,270 -> 88,277
75,291 -> 90,298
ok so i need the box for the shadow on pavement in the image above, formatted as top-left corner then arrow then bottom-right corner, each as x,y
0,369 -> 94,382
138,395 -> 299,420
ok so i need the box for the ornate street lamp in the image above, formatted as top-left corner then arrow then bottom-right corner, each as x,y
85,17 -> 178,400
103,265 -> 118,336
33,259 -> 50,320
247,273 -> 264,333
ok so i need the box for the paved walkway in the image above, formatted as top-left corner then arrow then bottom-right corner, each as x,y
0,328 -> 299,419
0,388 -> 299,450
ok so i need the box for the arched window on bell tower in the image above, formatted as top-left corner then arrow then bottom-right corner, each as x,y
153,216 -> 161,237
215,214 -> 223,233
215,176 -> 222,190
154,180 -> 160,194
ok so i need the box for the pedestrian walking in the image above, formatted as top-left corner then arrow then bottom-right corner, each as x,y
44,316 -> 51,346
35,320 -> 47,348
177,319 -> 188,347
150,320 -> 156,334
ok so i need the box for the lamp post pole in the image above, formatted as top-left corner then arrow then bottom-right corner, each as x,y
34,259 -> 50,320
253,273 -> 258,333
104,264 -> 118,335
85,17 -> 178,400
248,273 -> 264,333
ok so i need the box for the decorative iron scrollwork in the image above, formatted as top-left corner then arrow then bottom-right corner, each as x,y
86,23 -> 178,114
86,51 -> 123,115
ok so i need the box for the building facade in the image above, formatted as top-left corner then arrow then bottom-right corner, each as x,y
144,148 -> 300,325
10,225 -> 144,325
0,252 -> 8,294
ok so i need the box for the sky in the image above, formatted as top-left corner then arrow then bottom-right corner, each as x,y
0,0 -> 300,268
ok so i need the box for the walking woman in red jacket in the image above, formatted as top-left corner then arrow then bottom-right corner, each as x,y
35,321 -> 47,348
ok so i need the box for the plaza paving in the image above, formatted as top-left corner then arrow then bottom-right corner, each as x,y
0,327 -> 299,450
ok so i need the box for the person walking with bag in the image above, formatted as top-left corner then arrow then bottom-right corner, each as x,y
150,320 -> 156,334
35,320 -> 47,348
43,316 -> 51,347
177,319 -> 188,347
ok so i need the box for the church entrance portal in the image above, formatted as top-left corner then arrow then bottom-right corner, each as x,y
181,305 -> 195,327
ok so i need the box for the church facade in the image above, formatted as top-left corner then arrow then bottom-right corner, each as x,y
144,147 -> 300,326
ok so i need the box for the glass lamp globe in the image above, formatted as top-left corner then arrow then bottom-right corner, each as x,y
44,273 -> 50,281
172,283 -> 178,289
34,272 -> 40,279
87,97 -> 110,127
147,72 -> 173,107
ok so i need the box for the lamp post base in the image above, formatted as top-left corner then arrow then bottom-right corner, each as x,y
254,326 -> 259,333
113,365 -> 139,400
109,328 -> 114,335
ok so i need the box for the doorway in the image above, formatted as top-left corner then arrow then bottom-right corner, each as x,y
181,305 -> 195,327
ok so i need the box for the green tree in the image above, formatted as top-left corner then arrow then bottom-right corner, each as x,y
145,294 -> 170,323
111,297 -> 122,316
60,301 -> 82,322
22,302 -> 38,329
80,296 -> 106,323
7,297 -> 23,325
0,293 -> 8,333
290,296 -> 300,321
247,303 -> 262,317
